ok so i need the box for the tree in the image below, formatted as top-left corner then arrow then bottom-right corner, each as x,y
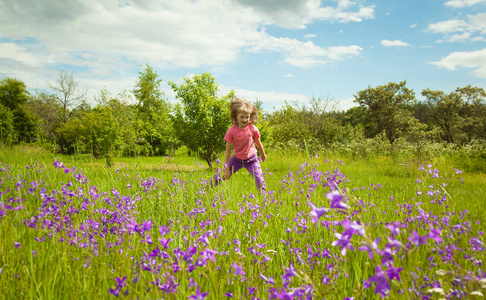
421,89 -> 463,143
49,71 -> 87,124
456,85 -> 486,141
133,64 -> 175,156
0,103 -> 14,144
0,78 -> 29,109
0,78 -> 39,142
269,96 -> 343,148
29,91 -> 62,143
354,81 -> 416,144
169,72 -> 232,169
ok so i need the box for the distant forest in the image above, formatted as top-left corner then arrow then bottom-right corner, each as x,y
1,64 -> 485,167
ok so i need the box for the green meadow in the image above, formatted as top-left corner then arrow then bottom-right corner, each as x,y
0,145 -> 485,299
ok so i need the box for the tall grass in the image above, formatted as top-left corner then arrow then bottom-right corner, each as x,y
0,145 -> 485,299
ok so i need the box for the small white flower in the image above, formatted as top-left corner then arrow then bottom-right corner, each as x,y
427,288 -> 445,295
470,291 -> 484,297
436,270 -> 447,276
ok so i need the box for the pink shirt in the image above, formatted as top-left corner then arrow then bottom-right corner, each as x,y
224,124 -> 260,160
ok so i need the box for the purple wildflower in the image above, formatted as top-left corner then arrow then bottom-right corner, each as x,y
307,201 -> 328,221
332,232 -> 354,256
231,263 -> 245,277
385,265 -> 402,282
115,276 -> 127,288
368,265 -> 390,297
188,286 -> 209,300
358,236 -> 381,259
260,274 -> 275,285
385,221 -> 406,237
326,190 -> 348,209
109,287 -> 120,297
408,231 -> 428,247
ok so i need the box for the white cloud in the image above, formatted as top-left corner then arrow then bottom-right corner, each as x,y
249,36 -> 362,67
336,97 -> 358,111
380,40 -> 411,47
444,0 -> 486,8
0,43 -> 44,67
0,0 -> 371,91
429,19 -> 469,33
428,13 -> 486,42
231,0 -> 375,28
304,34 -> 316,39
284,74 -> 295,77
448,32 -> 472,42
430,49 -> 486,78
471,36 -> 486,41
219,85 -> 309,110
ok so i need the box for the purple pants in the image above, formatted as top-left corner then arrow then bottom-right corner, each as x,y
213,154 -> 266,192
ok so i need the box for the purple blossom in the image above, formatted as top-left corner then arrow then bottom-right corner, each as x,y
274,287 -> 295,299
385,265 -> 402,282
159,237 -> 173,249
307,201 -> 328,221
283,263 -> 297,279
342,220 -> 365,238
385,221 -> 406,236
114,276 -> 127,288
201,248 -> 218,264
332,232 -> 354,256
188,286 -> 209,300
427,227 -> 443,244
109,287 -> 120,297
408,231 -> 428,247
326,190 -> 348,209
159,225 -> 170,236
368,265 -> 390,297
231,263 -> 245,277
358,236 -> 381,259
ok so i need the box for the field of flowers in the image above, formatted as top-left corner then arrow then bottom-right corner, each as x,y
0,146 -> 485,299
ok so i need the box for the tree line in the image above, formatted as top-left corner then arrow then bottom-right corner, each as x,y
1,65 -> 485,167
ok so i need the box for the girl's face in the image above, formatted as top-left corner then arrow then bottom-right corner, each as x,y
236,111 -> 251,128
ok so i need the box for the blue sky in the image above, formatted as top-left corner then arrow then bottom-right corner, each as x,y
1,0 -> 485,112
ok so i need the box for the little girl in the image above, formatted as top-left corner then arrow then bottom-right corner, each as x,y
213,96 -> 267,192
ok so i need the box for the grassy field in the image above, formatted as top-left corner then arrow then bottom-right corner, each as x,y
0,145 -> 485,299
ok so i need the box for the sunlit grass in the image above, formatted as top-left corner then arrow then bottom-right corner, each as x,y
0,145 -> 485,299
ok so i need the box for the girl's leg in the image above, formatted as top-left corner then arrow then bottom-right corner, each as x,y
212,156 -> 243,188
244,158 -> 266,192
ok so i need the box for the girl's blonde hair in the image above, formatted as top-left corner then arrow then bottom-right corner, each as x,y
230,96 -> 259,125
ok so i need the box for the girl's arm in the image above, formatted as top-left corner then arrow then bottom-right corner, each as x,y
254,137 -> 267,162
224,141 -> 232,180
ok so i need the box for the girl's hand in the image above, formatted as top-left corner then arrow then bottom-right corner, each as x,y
261,153 -> 267,162
223,166 -> 231,180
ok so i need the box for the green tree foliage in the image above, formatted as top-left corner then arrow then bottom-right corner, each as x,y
456,85 -> 486,141
107,95 -> 140,157
421,89 -> 464,143
133,65 -> 175,156
169,72 -> 231,169
0,104 -> 14,144
268,96 -> 345,149
29,91 -> 62,143
253,99 -> 271,144
354,81 -> 416,144
56,105 -> 119,158
0,78 -> 39,142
